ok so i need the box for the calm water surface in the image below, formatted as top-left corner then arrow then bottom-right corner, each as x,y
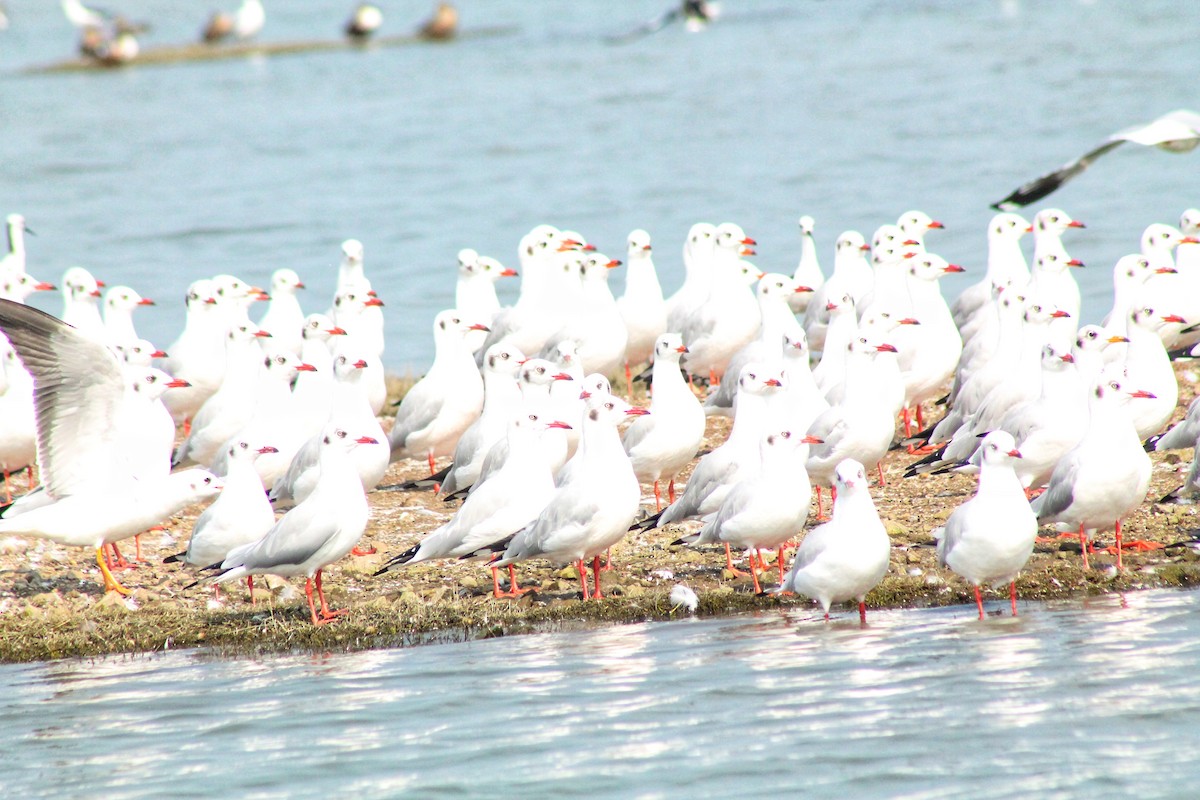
4,589 -> 1200,798
1,0 -> 1197,371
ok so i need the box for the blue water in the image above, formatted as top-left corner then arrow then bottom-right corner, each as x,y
1,0 -> 1196,371
4,589 -> 1200,799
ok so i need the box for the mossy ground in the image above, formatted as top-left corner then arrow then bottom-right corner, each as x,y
3,368 -> 1200,664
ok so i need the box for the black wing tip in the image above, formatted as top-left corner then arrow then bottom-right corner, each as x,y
162,552 -> 185,564
630,509 -> 665,532
1143,435 -> 1162,452
457,534 -> 514,561
373,543 -> 421,575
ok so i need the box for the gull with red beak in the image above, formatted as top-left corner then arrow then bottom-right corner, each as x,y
258,268 -> 307,358
1032,373 -> 1155,570
806,337 -> 900,515
935,431 -> 1037,619
197,425 -> 380,625
485,393 -> 647,600
388,310 -> 489,475
623,333 -> 705,511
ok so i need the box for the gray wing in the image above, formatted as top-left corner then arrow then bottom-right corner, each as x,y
1032,461 -> 1078,522
270,435 -> 321,506
1151,397 -> 1200,451
0,300 -> 126,497
228,500 -> 334,572
791,521 -> 836,571
388,381 -> 443,455
659,450 -> 738,524
621,415 -> 653,455
936,506 -> 968,566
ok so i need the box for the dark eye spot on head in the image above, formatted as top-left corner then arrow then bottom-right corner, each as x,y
588,409 -> 599,422
323,436 -> 331,444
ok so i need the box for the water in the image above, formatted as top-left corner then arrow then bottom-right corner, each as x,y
3,588 -> 1200,798
1,1 -> 1196,372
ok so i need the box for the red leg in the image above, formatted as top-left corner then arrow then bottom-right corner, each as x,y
831,486 -> 838,505
28,463 -> 36,490
858,600 -> 867,624
815,487 -> 825,520
110,542 -> 131,569
1079,524 -> 1089,570
247,576 -> 255,603
724,543 -> 748,577
576,559 -> 591,600
103,544 -> 117,571
824,611 -> 831,622
916,404 -> 925,429
974,585 -> 984,620
134,533 -> 144,563
351,545 -> 377,556
624,361 -> 632,402
427,451 -> 436,476
493,565 -> 534,598
600,547 -> 613,572
748,550 -> 762,594
876,461 -> 886,487
902,407 -> 912,439
653,480 -> 662,513
1010,581 -> 1018,616
1114,520 -> 1124,571
304,577 -> 326,625
668,479 -> 677,504
592,555 -> 604,599
314,569 -> 348,620
709,367 -> 718,388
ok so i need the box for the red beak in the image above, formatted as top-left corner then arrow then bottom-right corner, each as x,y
764,378 -> 782,387
326,327 -> 348,335
151,349 -> 168,358
1050,310 -> 1071,319
295,363 -> 318,372
356,436 -> 379,445
1007,449 -> 1023,458
257,446 -> 279,454
547,420 -> 573,430
802,434 -> 824,444
353,359 -> 368,369
468,323 -> 491,332
254,330 -> 272,338
552,373 -> 574,381
741,237 -> 757,246
1129,390 -> 1157,399
364,297 -> 385,307
137,297 -> 156,305
675,345 -> 689,353
166,378 -> 191,388
1067,258 -> 1084,267
1162,314 -> 1187,324
33,282 -> 55,291
876,343 -> 899,353
1067,220 -> 1086,228
943,263 -> 965,273
928,220 -> 945,229
794,285 -> 814,293
626,407 -> 651,416
500,268 -> 519,277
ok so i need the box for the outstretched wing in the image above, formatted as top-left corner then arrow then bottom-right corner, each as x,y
0,299 -> 127,498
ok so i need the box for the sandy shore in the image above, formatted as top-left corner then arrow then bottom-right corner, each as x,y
3,371 -> 1200,664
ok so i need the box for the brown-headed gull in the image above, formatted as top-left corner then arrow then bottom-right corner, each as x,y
0,213 -> 31,278
0,271 -> 55,304
1122,306 -> 1183,440
0,339 -> 35,501
804,231 -> 871,352
825,309 -> 915,422
172,322 -> 273,468
897,210 -> 944,252
542,250 -> 628,377
935,431 -> 1037,618
388,310 -> 488,474
777,458 -> 890,622
202,0 -> 264,42
289,313 -> 346,425
158,279 -> 226,424
1150,396 -> 1200,503
60,266 -> 106,341
992,109 -> 1200,210
616,229 -> 667,386
892,253 -> 963,430
679,222 -> 762,384
810,292 -> 857,394
400,342 -> 526,494
681,427 -> 820,593
805,337 -> 898,511
634,363 -> 783,535
270,350 -> 388,509
455,250 -> 517,326
0,299 -> 223,594
117,338 -> 167,367
331,285 -> 386,362
345,3 -> 383,38
664,222 -> 718,336
257,268 -> 307,357
166,439 -> 278,600
486,393 -> 646,600
1135,224 -> 1200,348
376,414 -> 572,598
623,333 -> 705,510
951,212 -> 1031,331
447,358 -> 574,500
788,216 -> 824,314
779,328 -> 830,436
198,425 -> 380,626
1031,373 -> 1154,570
475,225 -> 565,361
1028,209 -> 1085,321
102,285 -> 154,350
705,273 -> 810,417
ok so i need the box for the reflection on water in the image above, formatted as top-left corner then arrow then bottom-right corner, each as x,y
5,590 -> 1200,797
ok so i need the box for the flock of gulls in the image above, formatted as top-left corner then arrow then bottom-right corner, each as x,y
1,198 -> 1200,628
47,0 -> 457,66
